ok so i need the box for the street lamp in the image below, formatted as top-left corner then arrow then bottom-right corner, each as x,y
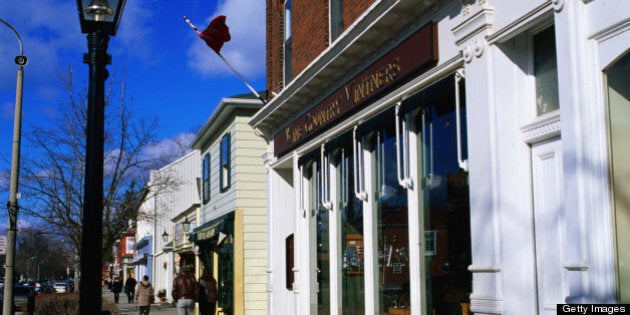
75,1 -> 126,314
1,17 -> 27,315
182,217 -> 191,233
162,230 -> 170,243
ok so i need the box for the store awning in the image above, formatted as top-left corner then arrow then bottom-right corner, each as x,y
131,253 -> 148,266
189,212 -> 234,243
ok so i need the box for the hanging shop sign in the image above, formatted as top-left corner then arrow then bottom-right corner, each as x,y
274,21 -> 438,156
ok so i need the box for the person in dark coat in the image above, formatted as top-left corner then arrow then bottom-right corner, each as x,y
198,269 -> 218,315
172,266 -> 200,315
112,276 -> 123,303
125,274 -> 138,304
26,288 -> 35,315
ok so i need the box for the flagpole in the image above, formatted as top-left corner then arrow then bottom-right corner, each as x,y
216,53 -> 266,103
183,16 -> 202,35
183,16 -> 266,104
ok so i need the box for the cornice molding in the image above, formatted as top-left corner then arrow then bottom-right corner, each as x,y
452,1 -> 494,64
452,4 -> 494,46
521,112 -> 561,144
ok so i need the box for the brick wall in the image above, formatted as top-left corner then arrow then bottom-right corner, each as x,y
291,0 -> 329,76
266,0 -> 376,99
266,0 -> 285,98
344,0 -> 375,28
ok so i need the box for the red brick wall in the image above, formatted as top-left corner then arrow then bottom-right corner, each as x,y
344,0 -> 375,28
291,0 -> 329,76
266,0 -> 376,98
266,0 -> 285,98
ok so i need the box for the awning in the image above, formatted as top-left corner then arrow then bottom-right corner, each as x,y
189,212 -> 234,243
131,253 -> 148,266
189,212 -> 234,269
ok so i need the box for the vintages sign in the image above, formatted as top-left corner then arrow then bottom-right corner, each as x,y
274,22 -> 438,156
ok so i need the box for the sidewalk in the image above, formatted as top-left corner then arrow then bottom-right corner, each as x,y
102,287 -> 178,315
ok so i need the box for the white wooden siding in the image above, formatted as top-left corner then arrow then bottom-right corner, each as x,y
198,110 -> 268,314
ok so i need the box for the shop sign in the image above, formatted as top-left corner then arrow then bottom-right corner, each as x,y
274,21 -> 438,156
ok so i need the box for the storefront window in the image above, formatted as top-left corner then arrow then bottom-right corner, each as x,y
305,160 -> 331,314
335,145 -> 365,314
217,221 -> 234,314
371,125 -> 411,314
418,102 -> 471,314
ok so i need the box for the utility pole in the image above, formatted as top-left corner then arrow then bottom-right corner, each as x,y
1,17 -> 27,315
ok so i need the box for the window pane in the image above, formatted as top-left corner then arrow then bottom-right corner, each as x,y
534,27 -> 559,116
220,134 -> 231,191
419,105 -> 472,314
374,128 -> 410,314
284,0 -> 293,82
284,0 -> 292,40
286,234 -> 295,290
337,147 -> 365,315
305,160 -> 330,314
330,0 -> 343,41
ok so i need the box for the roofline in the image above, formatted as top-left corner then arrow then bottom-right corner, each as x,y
191,97 -> 264,149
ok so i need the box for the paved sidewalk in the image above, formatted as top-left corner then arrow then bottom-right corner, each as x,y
102,287 -> 178,315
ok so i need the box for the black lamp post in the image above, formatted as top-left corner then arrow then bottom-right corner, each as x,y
162,230 -> 169,243
75,1 -> 125,314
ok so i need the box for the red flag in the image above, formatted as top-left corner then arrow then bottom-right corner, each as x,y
199,15 -> 231,54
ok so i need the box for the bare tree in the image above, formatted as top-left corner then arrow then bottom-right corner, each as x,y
14,226 -> 73,282
18,66 -> 188,265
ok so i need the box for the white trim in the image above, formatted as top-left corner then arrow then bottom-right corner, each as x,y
469,294 -> 504,314
521,112 -> 561,144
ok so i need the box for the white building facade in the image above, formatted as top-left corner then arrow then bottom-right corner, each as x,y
250,0 -> 629,314
190,95 -> 268,315
135,149 -> 201,302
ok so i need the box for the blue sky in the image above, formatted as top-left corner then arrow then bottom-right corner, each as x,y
0,0 -> 266,192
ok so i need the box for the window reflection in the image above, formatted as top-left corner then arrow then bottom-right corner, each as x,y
534,26 -> 559,116
374,127 -> 411,314
336,146 -> 365,314
419,105 -> 471,315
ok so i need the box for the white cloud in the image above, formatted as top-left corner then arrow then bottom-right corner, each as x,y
185,0 -> 265,78
110,0 -> 156,61
139,132 -> 195,166
101,132 -> 194,182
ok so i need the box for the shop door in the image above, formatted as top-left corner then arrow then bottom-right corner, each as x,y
531,137 -> 564,314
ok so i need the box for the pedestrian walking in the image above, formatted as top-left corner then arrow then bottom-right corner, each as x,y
112,276 -> 123,303
135,275 -> 155,315
172,266 -> 200,315
125,274 -> 138,304
198,269 -> 218,315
